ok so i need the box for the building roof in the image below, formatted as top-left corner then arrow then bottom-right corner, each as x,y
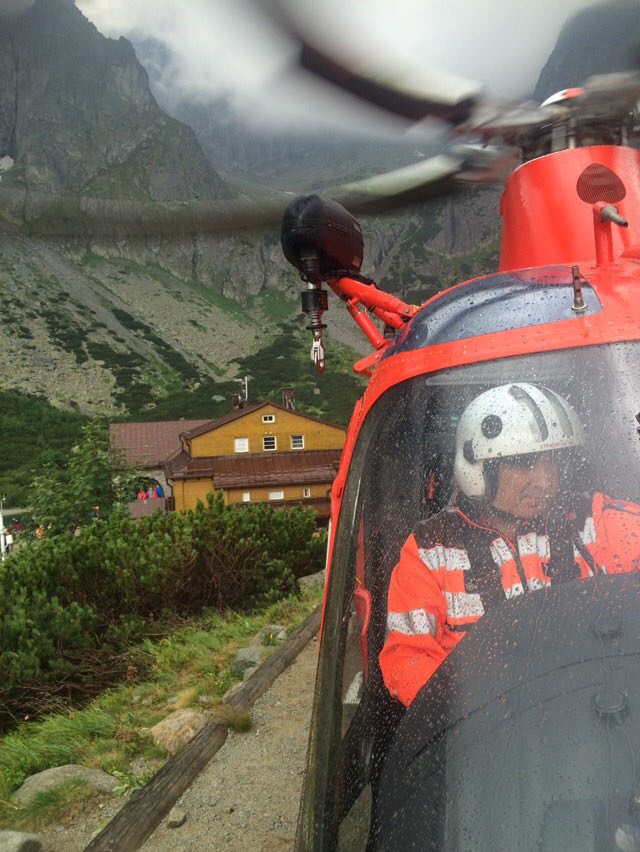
181,401 -> 345,441
180,403 -> 263,440
109,420 -> 210,468
164,449 -> 191,478
168,449 -> 342,487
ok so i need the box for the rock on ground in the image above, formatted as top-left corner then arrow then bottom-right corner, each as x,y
0,832 -> 42,852
297,571 -> 325,591
149,709 -> 209,754
12,766 -> 117,806
37,636 -> 319,851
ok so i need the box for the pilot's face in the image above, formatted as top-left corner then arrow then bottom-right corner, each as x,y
492,452 -> 560,520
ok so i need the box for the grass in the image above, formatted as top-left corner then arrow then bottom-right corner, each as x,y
250,290 -> 297,325
0,585 -> 322,831
1,779 -> 95,832
184,278 -> 255,324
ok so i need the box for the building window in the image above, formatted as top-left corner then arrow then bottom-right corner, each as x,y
234,437 -> 249,453
242,491 -> 251,503
291,434 -> 305,450
263,436 -> 277,451
269,490 -> 284,501
303,487 -> 311,498
262,414 -> 275,424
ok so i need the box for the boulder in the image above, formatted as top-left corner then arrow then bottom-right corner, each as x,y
231,646 -> 268,676
149,709 -> 207,754
243,664 -> 259,681
0,833 -> 42,852
298,570 -> 326,591
12,765 -> 117,806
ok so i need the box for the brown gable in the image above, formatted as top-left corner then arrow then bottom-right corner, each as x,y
109,420 -> 211,468
164,449 -> 191,478
180,403 -> 266,441
169,449 -> 342,487
180,401 -> 345,442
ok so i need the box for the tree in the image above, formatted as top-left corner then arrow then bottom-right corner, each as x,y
30,420 -> 137,534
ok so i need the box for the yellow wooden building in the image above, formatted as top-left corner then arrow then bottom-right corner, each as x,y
165,401 -> 345,519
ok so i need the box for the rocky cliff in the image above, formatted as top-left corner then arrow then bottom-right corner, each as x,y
0,0 -> 228,203
7,0 -> 631,426
0,0 -> 272,305
534,0 -> 640,101
0,0 -> 504,424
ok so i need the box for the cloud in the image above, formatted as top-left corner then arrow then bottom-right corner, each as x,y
75,0 -> 602,128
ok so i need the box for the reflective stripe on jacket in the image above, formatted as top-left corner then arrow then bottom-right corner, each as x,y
379,492 -> 640,707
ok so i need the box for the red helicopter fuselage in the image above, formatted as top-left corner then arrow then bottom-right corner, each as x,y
295,143 -> 640,850
327,144 -> 640,590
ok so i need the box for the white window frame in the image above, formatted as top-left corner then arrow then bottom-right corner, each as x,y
263,435 -> 277,451
262,414 -> 276,424
242,491 -> 251,503
268,490 -> 284,501
234,437 -> 249,453
303,487 -> 311,498
291,434 -> 305,450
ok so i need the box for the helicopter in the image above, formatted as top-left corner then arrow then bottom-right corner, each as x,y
5,5 -> 640,850
271,26 -> 640,852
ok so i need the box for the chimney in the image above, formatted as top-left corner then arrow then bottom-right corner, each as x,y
231,394 -> 244,410
281,387 -> 295,410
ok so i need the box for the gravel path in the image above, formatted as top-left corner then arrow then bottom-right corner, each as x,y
39,634 -> 318,852
141,634 -> 318,852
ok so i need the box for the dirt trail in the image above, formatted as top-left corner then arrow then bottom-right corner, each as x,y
40,634 -> 319,852
141,634 -> 319,852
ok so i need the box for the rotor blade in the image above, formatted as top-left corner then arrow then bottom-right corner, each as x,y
577,71 -> 640,116
297,41 -> 480,126
463,71 -> 640,143
0,193 -> 291,240
0,147 -> 502,240
462,102 -> 554,141
261,0 -> 481,125
331,153 -> 468,215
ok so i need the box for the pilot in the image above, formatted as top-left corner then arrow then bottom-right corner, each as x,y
379,382 -> 640,707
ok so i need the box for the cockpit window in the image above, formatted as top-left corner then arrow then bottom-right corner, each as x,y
298,341 -> 640,850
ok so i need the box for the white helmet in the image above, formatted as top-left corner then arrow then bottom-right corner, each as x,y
454,383 -> 585,500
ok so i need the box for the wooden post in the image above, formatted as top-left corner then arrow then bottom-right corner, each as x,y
86,605 -> 321,851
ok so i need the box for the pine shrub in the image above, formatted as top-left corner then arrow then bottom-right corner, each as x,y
0,496 -> 325,728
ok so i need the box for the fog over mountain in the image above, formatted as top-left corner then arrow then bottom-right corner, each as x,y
1,0 -> 639,432
75,0 -> 601,130
534,0 -> 640,100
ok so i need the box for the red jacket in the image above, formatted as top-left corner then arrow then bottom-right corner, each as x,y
379,492 -> 640,707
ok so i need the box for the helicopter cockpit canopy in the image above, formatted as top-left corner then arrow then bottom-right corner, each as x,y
298,339 -> 640,851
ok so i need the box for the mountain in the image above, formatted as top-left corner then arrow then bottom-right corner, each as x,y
0,0 -> 318,423
160,97 -> 427,189
0,0 -> 228,204
131,36 -> 436,190
0,0 -> 502,435
534,0 -> 640,101
3,0 -> 636,498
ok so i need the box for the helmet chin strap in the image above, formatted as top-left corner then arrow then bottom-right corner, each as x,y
483,500 -> 546,531
487,501 -> 526,521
